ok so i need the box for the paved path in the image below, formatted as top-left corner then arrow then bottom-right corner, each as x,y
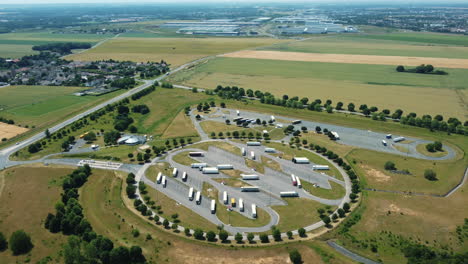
327,241 -> 380,264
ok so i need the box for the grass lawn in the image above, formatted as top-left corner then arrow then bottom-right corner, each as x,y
415,143 -> 448,158
0,44 -> 37,58
66,37 -> 287,66
129,88 -> 214,136
272,198 -> 328,232
260,34 -> 468,59
345,32 -> 468,46
172,151 -> 199,167
302,179 -> 346,200
347,148 -> 466,195
170,57 -> 468,119
260,156 -> 282,172
161,110 -> 199,139
0,165 -> 69,263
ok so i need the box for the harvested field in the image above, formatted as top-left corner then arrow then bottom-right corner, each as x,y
223,50 -> 468,69
0,123 -> 29,139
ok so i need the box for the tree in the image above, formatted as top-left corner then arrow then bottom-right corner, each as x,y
219,230 -> 229,242
83,131 -> 97,142
426,143 -> 435,152
110,246 -> 130,264
298,227 -> 306,237
193,228 -> 204,240
9,230 -> 33,255
0,232 -> 7,251
322,216 -> 331,227
343,202 -> 351,212
349,193 -> 358,202
259,234 -> 269,243
129,245 -> 145,263
384,161 -> 396,170
235,233 -> 243,243
206,231 -> 216,242
247,233 -> 255,243
126,185 -> 136,198
289,249 -> 303,264
347,103 -> 355,112
424,169 -> 437,181
286,231 -> 293,239
434,141 -> 443,151
45,128 -> 51,138
162,219 -> 169,229
184,227 -> 191,236
337,208 -> 346,218
396,65 -> 405,72
272,228 -> 281,241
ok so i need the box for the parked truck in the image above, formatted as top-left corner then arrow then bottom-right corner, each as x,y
223,191 -> 228,204
188,187 -> 194,201
252,204 -> 257,218
156,172 -> 162,184
162,176 -> 167,187
239,198 -> 244,212
210,199 -> 216,214
231,198 -> 236,207
172,168 -> 178,177
195,191 -> 202,205
182,171 -> 187,181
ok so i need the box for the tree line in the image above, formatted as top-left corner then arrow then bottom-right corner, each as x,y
32,42 -> 92,55
396,64 -> 448,75
209,85 -> 467,136
44,165 -> 146,264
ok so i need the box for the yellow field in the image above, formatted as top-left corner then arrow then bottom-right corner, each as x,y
66,37 -> 287,66
0,123 -> 29,139
176,71 -> 467,119
224,50 -> 468,69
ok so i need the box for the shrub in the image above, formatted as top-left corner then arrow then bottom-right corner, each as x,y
289,249 -> 303,264
235,232 -> 243,243
206,231 -> 216,242
219,230 -> 229,242
184,227 -> 191,236
259,234 -> 269,243
424,169 -> 438,181
298,227 -> 306,237
9,230 -> 33,255
193,228 -> 204,240
286,231 -> 293,239
384,161 -> 396,170
247,233 -> 255,243
0,232 -> 7,251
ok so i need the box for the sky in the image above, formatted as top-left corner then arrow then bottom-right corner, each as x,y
3,0 -> 468,4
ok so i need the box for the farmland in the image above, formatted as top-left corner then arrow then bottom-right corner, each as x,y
169,57 -> 468,119
0,85 -> 124,137
261,34 -> 468,59
0,31 -> 109,58
66,37 -> 287,66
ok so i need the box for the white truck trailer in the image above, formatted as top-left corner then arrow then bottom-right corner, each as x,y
162,176 -> 167,187
172,168 -> 178,177
156,172 -> 162,184
223,191 -> 228,204
217,164 -> 234,170
241,147 -> 246,156
195,191 -> 202,205
182,171 -> 187,181
239,198 -> 244,212
280,191 -> 299,197
191,163 -> 207,169
188,187 -> 194,201
241,186 -> 259,192
241,174 -> 259,180
210,199 -> 216,214
292,157 -> 310,164
250,151 -> 256,160
202,167 -> 219,174
247,141 -> 261,146
312,165 -> 329,170
251,204 -> 257,218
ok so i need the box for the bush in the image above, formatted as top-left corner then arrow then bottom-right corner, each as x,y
0,232 -> 7,251
193,228 -> 204,240
298,227 -> 306,237
289,249 -> 303,264
9,230 -> 33,255
396,65 -> 405,72
259,234 -> 269,243
206,231 -> 216,242
424,169 -> 438,181
184,227 -> 191,236
384,161 -> 396,170
286,231 -> 293,239
235,233 -> 243,243
426,143 -> 436,152
219,230 -> 229,242
131,229 -> 140,237
247,233 -> 255,243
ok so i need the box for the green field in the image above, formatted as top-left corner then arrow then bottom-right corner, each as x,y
261,35 -> 468,59
66,37 -> 287,66
346,32 -> 468,46
0,85 -> 123,128
170,57 -> 468,119
0,31 -> 109,58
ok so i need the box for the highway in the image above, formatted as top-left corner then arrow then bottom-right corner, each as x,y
0,55 -> 214,169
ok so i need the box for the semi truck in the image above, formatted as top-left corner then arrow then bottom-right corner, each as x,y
172,168 -> 178,177
251,151 -> 256,160
241,147 -> 246,156
252,204 -> 257,218
223,191 -> 228,204
296,177 -> 302,188
312,165 -> 329,170
280,191 -> 299,197
292,157 -> 310,164
188,187 -> 194,201
156,172 -> 162,184
239,198 -> 244,212
191,163 -> 207,169
292,120 -> 302,124
231,198 -> 236,207
217,164 -> 234,170
189,152 -> 204,157
291,174 -> 297,186
162,176 -> 167,187
247,141 -> 261,146
202,167 -> 219,174
241,186 -> 259,192
241,174 -> 259,180
195,191 -> 202,205
210,199 -> 216,214
182,171 -> 187,181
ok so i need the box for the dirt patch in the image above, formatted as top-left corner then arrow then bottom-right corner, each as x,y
387,203 -> 418,216
0,122 -> 29,139
223,50 -> 468,69
360,165 -> 391,182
